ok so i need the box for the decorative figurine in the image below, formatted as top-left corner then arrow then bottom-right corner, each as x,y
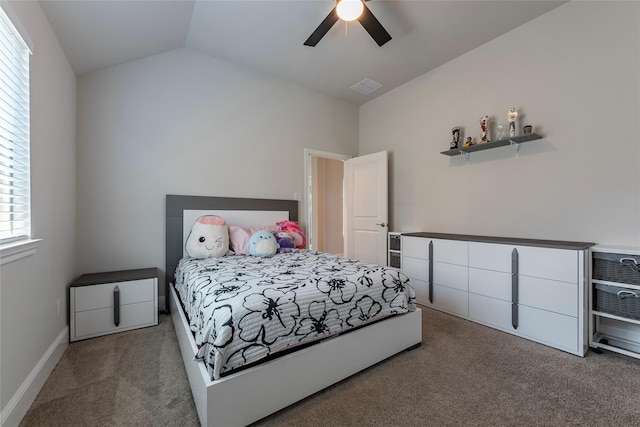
508,108 -> 518,137
462,137 -> 473,147
523,124 -> 532,135
451,126 -> 461,149
480,116 -> 490,143
496,124 -> 506,140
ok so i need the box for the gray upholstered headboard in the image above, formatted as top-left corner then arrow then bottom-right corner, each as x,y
165,195 -> 299,310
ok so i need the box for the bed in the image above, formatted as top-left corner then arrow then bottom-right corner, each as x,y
166,195 -> 423,426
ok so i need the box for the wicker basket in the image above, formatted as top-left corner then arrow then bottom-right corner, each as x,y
594,283 -> 640,320
592,252 -> 640,285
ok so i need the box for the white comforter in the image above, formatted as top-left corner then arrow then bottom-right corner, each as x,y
174,250 -> 416,380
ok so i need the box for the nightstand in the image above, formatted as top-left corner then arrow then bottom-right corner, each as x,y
69,268 -> 158,342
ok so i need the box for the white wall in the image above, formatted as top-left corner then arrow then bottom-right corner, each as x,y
360,1 -> 640,247
76,48 -> 359,306
0,0 -> 76,417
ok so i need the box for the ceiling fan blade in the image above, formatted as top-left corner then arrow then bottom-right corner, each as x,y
304,8 -> 339,46
358,4 -> 391,47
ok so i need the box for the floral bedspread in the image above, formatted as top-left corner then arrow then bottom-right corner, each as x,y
174,250 -> 416,380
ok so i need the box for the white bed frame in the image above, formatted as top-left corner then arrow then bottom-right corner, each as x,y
165,195 -> 423,426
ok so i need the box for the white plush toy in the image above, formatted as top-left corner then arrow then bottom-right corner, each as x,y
185,215 -> 229,258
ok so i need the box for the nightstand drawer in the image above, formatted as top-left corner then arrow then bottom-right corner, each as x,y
74,278 -> 155,312
75,300 -> 156,339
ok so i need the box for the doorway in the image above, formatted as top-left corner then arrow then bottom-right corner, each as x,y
304,149 -> 350,254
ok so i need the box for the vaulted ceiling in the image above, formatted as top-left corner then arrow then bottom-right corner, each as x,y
39,0 -> 566,105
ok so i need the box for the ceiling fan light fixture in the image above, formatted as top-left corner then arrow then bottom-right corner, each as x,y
336,0 -> 364,22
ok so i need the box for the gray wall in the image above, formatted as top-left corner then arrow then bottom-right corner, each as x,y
76,48 -> 359,307
360,1 -> 640,247
0,0 -> 77,412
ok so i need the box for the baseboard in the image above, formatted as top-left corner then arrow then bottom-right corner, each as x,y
1,326 -> 68,427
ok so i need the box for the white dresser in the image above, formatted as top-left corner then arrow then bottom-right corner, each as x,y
69,268 -> 158,342
402,233 -> 593,356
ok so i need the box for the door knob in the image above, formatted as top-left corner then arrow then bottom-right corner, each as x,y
376,222 -> 387,227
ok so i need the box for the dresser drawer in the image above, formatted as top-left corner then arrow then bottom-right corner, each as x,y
74,278 -> 155,312
520,276 -> 577,317
469,267 -> 511,301
402,236 -> 430,260
433,284 -> 468,317
402,256 -> 429,281
433,262 -> 468,292
518,304 -> 578,353
469,293 -> 512,330
433,239 -> 468,265
469,242 -> 513,272
517,246 -> 578,284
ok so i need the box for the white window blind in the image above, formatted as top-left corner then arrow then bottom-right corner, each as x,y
0,7 -> 30,244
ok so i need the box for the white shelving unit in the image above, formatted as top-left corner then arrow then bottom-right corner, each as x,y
589,246 -> 640,359
388,232 -> 401,269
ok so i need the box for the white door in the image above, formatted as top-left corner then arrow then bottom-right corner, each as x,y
344,151 -> 388,264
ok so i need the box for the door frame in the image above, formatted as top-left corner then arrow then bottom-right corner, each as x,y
303,149 -> 351,251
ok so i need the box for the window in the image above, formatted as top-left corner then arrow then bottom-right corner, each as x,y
0,6 -> 30,245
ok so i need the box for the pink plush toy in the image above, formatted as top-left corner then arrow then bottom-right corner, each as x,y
276,220 -> 306,249
185,215 -> 229,258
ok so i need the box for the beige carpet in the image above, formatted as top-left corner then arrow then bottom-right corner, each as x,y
21,307 -> 640,426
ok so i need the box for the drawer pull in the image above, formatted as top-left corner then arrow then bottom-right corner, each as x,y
428,241 -> 433,303
617,290 -> 640,299
620,257 -> 640,273
114,285 -> 120,327
512,248 -> 519,329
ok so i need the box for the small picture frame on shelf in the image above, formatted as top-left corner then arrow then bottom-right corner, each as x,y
450,126 -> 461,149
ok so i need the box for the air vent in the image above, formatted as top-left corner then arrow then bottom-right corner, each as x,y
351,78 -> 382,95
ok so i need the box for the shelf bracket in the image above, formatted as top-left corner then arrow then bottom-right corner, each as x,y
509,139 -> 520,158
458,149 -> 470,164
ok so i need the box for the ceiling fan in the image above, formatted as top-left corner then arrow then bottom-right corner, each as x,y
304,0 -> 391,47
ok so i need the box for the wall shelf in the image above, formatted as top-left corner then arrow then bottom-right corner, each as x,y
440,133 -> 542,159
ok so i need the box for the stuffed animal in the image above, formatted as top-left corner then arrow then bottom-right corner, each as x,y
248,230 -> 278,257
276,220 -> 306,249
185,215 -> 229,258
273,231 -> 297,253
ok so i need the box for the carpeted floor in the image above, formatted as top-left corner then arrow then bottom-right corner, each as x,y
20,307 -> 640,426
